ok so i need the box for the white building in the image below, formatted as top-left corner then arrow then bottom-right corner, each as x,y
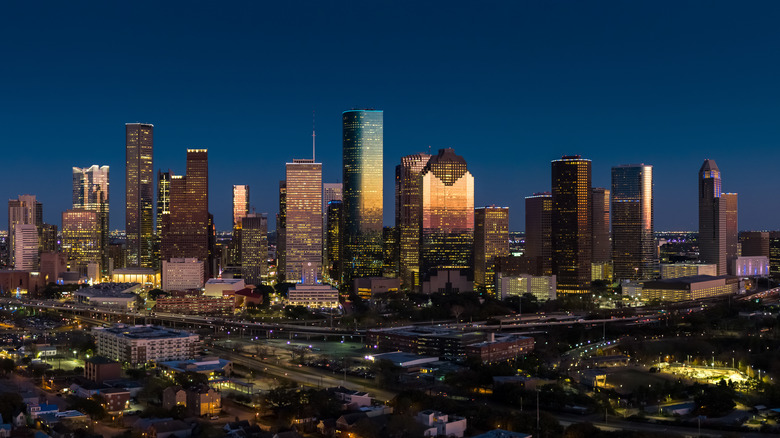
74,283 -> 140,310
660,263 -> 717,279
497,273 -> 556,302
734,256 -> 770,277
416,410 -> 467,438
203,278 -> 245,297
93,324 -> 199,366
14,224 -> 39,271
163,258 -> 205,291
287,283 -> 339,308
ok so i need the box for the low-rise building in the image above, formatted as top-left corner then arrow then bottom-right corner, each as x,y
287,283 -> 339,309
111,268 -> 160,289
84,356 -> 122,384
734,256 -> 770,277
660,263 -> 717,279
328,386 -> 372,409
74,283 -> 140,310
158,357 -> 232,380
155,293 -> 235,315
162,385 -> 220,417
162,258 -> 205,291
496,273 -> 556,302
353,277 -> 400,300
98,388 -> 130,412
416,410 -> 467,438
642,275 -> 740,302
465,334 -> 535,363
422,269 -> 473,295
93,324 -> 199,366
203,278 -> 245,297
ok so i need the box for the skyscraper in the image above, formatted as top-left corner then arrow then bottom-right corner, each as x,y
698,159 -> 726,275
8,195 -> 42,268
396,153 -> 432,290
741,231 -> 769,257
233,185 -> 250,229
525,193 -> 552,276
474,206 -> 509,296
342,109 -> 383,282
125,123 -> 154,268
155,170 -> 171,269
551,156 -> 592,294
276,181 -> 287,282
241,213 -> 268,286
283,159 -> 322,282
420,148 -> 475,275
61,209 -> 100,272
611,164 -> 655,281
591,187 -> 610,264
161,149 -> 210,281
383,226 -> 400,278
323,183 -> 342,210
73,165 -> 109,276
322,183 -> 343,279
326,200 -> 342,282
13,224 -> 39,271
723,193 -> 738,275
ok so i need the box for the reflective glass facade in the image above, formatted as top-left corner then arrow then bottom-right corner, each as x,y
474,206 -> 509,297
723,193 -> 738,275
396,153 -> 431,289
326,200 -> 342,281
611,164 -> 655,280
591,187 -> 610,264
525,193 -> 552,276
342,110 -> 384,282
62,209 -> 100,270
233,185 -> 250,229
241,213 -> 268,285
551,156 -> 592,294
420,148 -> 474,274
73,165 -> 109,276
125,123 -> 154,268
698,159 -> 727,275
284,159 -> 322,282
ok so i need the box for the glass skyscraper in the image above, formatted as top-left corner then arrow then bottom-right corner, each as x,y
342,109 -> 384,283
611,164 -> 655,281
284,159 -> 322,282
474,206 -> 509,297
698,159 -> 727,275
420,148 -> 474,275
125,123 -> 154,268
72,165 -> 109,276
396,153 -> 431,290
525,193 -> 552,276
551,156 -> 592,294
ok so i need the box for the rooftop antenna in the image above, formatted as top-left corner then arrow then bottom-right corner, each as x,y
312,110 -> 316,161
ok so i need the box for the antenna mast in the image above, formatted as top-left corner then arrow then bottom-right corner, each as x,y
312,110 -> 316,161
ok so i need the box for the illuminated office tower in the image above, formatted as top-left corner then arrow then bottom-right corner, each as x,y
155,170 -> 171,269
323,183 -> 342,209
61,209 -> 100,272
241,213 -> 268,286
383,226 -> 400,278
39,224 -> 58,253
322,183 -> 342,277
8,195 -> 42,268
276,181 -> 287,282
591,187 -> 610,264
551,156 -> 592,294
73,165 -> 109,276
283,159 -> 322,282
474,206 -> 509,296
14,224 -> 39,271
525,193 -> 552,276
125,123 -> 154,268
741,231 -> 769,257
229,185 -> 250,266
161,149 -> 210,281
723,193 -> 738,275
698,159 -> 727,275
770,232 -> 780,278
611,164 -> 655,281
420,148 -> 475,275
342,109 -> 383,282
326,200 -> 342,281
396,153 -> 431,290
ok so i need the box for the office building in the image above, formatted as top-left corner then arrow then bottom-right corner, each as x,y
323,183 -> 342,210
232,185 -> 249,229
93,324 -> 199,366
8,195 -> 42,268
551,156 -> 592,294
161,149 -> 210,281
353,277 -> 401,301
474,206 -> 509,296
125,123 -> 154,268
156,170 -> 171,269
525,193 -> 552,276
326,200 -> 342,281
322,183 -> 342,277
282,159 -> 322,282
73,165 -> 109,276
591,188 -> 610,264
611,164 -> 655,280
771,232 -> 780,278
723,193 -> 738,274
61,209 -> 101,273
420,148 -> 475,275
698,159 -> 727,275
383,226 -> 400,278
496,273 -> 557,302
241,213 -> 268,286
342,109 -> 384,282
13,224 -> 39,271
276,181 -> 287,281
660,263 -> 717,279
396,153 -> 431,289
162,258 -> 205,291
642,275 -> 740,302
733,256 -> 769,277
740,231 -> 770,257
39,223 -> 58,253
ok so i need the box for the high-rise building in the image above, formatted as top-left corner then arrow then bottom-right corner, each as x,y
322,183 -> 343,279
323,183 -> 342,210
73,165 -> 109,276
276,181 -> 287,282
741,231 -> 770,257
396,153 -> 432,290
8,195 -> 42,268
39,224 -> 58,253
591,188 -> 610,264
155,170 -> 171,269
420,148 -> 475,276
13,224 -> 39,271
161,149 -> 210,281
342,109 -> 383,283
723,193 -> 738,275
241,213 -> 268,286
283,159 -> 322,282
383,226 -> 400,278
61,209 -> 101,272
551,156 -> 592,294
611,164 -> 655,281
326,200 -> 342,281
698,159 -> 727,275
232,185 -> 250,229
525,193 -> 552,276
770,232 -> 780,278
474,206 -> 509,297
126,123 -> 154,268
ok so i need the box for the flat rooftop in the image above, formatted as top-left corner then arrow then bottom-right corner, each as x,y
95,325 -> 197,340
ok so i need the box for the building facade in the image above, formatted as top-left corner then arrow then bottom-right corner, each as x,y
396,153 -> 432,290
551,156 -> 592,294
611,164 -> 655,281
241,213 -> 268,286
326,200 -> 342,282
61,209 -> 100,273
162,258 -> 205,291
93,324 -> 199,366
73,165 -> 109,276
284,159 -> 322,282
525,193 -> 552,276
125,123 -> 154,268
8,195 -> 42,268
342,109 -> 384,283
698,159 -> 727,275
474,206 -> 509,296
591,188 -> 611,264
723,192 -> 738,275
13,224 -> 39,271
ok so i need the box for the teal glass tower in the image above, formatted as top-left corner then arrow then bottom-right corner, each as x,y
342,109 -> 384,283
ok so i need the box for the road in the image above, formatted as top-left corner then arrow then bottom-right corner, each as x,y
555,412 -> 770,438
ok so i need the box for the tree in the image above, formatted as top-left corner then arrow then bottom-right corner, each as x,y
0,358 -> 15,376
174,371 -> 209,389
694,384 -> 735,417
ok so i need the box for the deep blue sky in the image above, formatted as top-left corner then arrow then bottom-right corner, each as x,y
2,1 -> 780,232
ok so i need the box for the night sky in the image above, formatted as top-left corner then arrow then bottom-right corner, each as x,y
2,1 -> 780,232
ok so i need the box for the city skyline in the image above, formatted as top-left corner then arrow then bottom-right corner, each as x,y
3,2 -> 780,232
